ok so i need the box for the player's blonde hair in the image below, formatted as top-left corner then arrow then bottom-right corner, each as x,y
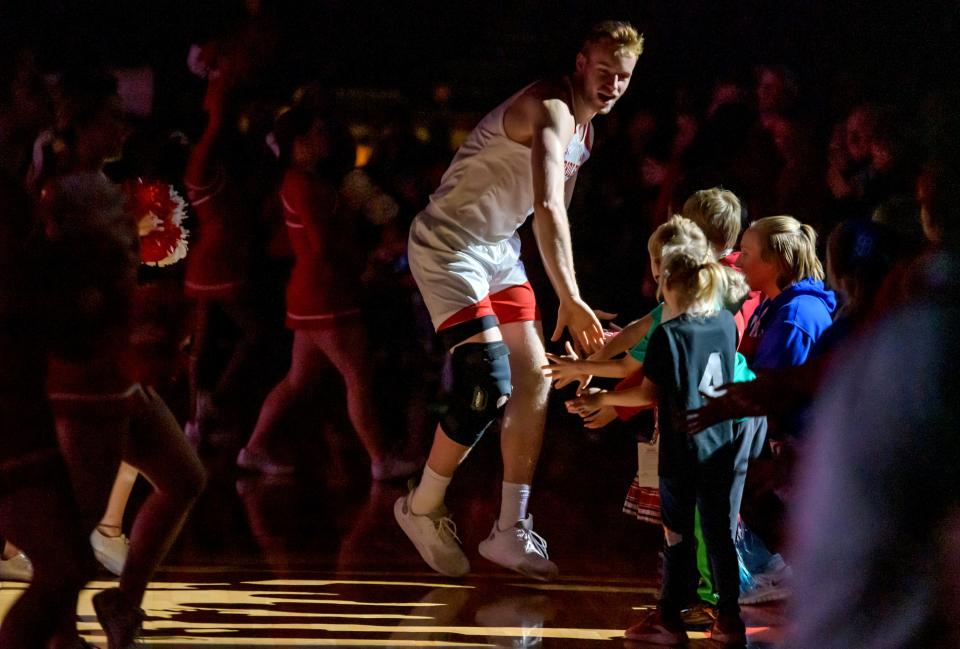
681,188 -> 742,252
583,21 -> 644,58
660,245 -> 748,317
748,215 -> 824,288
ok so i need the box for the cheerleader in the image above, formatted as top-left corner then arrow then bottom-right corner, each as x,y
182,59 -> 263,441
237,97 -> 416,480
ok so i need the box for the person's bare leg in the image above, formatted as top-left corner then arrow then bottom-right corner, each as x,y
53,408 -> 129,646
498,320 -> 549,485
395,325 -> 505,577
213,298 -> 267,407
119,387 -> 205,604
88,461 -> 138,577
475,319 -> 557,581
313,323 -> 389,464
0,454 -> 95,649
56,412 -> 127,533
245,331 -> 326,458
98,461 -> 138,533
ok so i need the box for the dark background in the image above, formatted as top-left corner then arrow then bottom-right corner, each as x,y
3,0 -> 958,118
4,0 -> 957,320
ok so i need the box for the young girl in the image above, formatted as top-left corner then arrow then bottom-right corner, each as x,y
568,245 -> 747,646
237,96 -> 416,480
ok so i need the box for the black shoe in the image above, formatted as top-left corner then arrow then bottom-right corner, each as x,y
709,613 -> 746,647
92,587 -> 145,649
681,602 -> 716,629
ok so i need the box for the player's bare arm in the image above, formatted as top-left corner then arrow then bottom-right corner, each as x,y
506,91 -> 604,353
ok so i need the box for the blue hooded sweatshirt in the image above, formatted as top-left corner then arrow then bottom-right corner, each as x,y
745,278 -> 837,371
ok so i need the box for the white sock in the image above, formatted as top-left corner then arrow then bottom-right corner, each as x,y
410,465 -> 452,516
498,481 -> 531,531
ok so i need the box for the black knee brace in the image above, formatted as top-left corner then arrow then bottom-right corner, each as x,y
439,341 -> 512,447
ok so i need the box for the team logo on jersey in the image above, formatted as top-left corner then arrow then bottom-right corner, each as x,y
563,125 -> 592,180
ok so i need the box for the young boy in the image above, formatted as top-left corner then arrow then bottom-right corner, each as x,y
682,188 -> 761,344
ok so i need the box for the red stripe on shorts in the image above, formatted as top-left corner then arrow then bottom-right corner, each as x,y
438,282 -> 540,331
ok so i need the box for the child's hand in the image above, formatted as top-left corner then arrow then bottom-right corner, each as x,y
582,404 -> 617,429
542,341 -> 592,392
566,389 -> 605,414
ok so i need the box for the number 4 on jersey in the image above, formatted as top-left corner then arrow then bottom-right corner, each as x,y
698,352 -> 725,399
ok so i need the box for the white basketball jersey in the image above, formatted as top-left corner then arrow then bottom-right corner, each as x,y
422,84 -> 593,245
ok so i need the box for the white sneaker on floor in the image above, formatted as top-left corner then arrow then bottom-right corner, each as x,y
478,515 -> 558,582
393,488 -> 470,577
740,564 -> 793,605
90,528 -> 130,576
0,552 -> 32,581
371,457 -> 421,482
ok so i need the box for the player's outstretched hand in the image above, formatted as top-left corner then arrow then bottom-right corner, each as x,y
566,309 -> 620,357
552,297 -> 604,355
594,309 -> 621,334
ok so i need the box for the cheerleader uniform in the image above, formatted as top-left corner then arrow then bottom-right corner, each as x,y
41,173 -> 142,418
279,168 -> 363,329
183,168 -> 252,300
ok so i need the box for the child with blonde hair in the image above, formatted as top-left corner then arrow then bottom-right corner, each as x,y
542,215 -> 709,404
567,244 -> 748,646
545,215 -> 756,613
682,187 -> 761,343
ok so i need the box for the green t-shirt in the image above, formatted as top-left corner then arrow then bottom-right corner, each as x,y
733,352 -> 755,383
628,303 -> 664,362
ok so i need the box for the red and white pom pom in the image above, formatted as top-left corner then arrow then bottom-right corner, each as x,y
125,179 -> 190,267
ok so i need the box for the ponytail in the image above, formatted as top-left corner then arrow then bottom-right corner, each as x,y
694,261 -> 726,314
750,215 -> 824,287
660,245 -> 732,316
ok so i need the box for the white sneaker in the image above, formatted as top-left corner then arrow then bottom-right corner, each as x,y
478,515 -> 558,582
739,564 -> 792,605
393,488 -> 470,577
0,552 -> 33,581
90,528 -> 130,576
